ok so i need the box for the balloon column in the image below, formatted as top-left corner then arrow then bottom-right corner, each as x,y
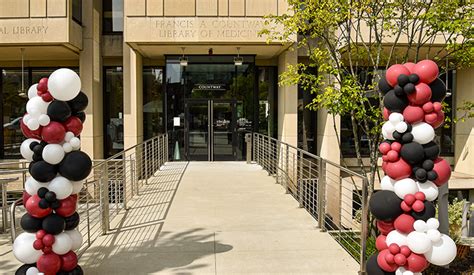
367,60 -> 456,275
15,69 -> 91,275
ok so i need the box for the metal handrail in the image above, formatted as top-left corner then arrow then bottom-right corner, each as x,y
249,132 -> 369,274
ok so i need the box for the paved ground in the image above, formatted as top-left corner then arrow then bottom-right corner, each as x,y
0,161 -> 358,275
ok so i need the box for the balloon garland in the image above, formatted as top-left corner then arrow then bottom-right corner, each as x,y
15,69 -> 91,275
367,60 -> 456,275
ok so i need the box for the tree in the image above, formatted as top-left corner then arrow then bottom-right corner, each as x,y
262,0 -> 473,195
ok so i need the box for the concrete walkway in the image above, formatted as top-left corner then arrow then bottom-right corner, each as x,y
80,161 -> 358,275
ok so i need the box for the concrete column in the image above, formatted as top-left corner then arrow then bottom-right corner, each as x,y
123,44 -> 143,149
454,67 -> 474,175
79,0 -> 103,159
277,47 -> 298,147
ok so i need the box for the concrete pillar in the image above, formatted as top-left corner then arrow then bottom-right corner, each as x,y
79,0 -> 103,159
454,67 -> 474,175
277,47 -> 298,147
123,44 -> 143,149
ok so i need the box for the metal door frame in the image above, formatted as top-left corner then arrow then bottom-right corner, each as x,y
185,99 -> 237,161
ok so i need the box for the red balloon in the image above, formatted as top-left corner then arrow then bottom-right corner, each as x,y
413,60 -> 439,84
56,195 -> 78,217
406,253 -> 429,273
387,150 -> 399,162
22,191 -> 31,206
377,220 -> 395,235
412,200 -> 425,212
36,229 -> 47,240
60,251 -> 78,272
379,142 -> 391,155
43,234 -> 55,246
394,214 -> 415,234
391,142 -> 402,152
403,105 -> 424,124
33,239 -> 44,250
386,64 -> 411,87
383,108 -> 391,121
431,111 -> 445,128
376,235 -> 388,251
20,116 -> 42,139
383,158 -> 412,180
408,83 -> 432,105
422,102 -> 434,113
41,92 -> 54,102
42,121 -> 66,144
388,244 -> 400,255
43,246 -> 52,254
432,157 -> 451,186
63,116 -> 83,136
377,249 -> 398,272
400,245 -> 411,257
37,253 -> 62,275
394,254 -> 407,266
25,195 -> 52,218
403,62 -> 416,73
37,77 -> 49,93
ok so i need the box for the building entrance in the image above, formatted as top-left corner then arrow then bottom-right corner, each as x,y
185,99 -> 237,161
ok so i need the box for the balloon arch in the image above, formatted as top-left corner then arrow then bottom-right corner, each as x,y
367,60 -> 456,275
14,69 -> 91,275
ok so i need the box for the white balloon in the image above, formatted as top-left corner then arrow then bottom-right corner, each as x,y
25,177 -> 49,196
26,267 -> 39,275
382,121 -> 396,140
413,220 -> 428,232
70,137 -> 81,150
48,176 -> 73,200
26,96 -> 49,116
395,267 -> 418,275
48,68 -> 81,101
27,84 -> 39,99
71,180 -> 84,194
393,178 -> 418,199
52,232 -> 73,255
38,114 -> 50,126
389,112 -> 404,123
65,131 -> 75,142
42,144 -> 65,165
13,233 -> 42,264
395,121 -> 408,133
416,181 -> 438,201
424,234 -> 457,266
386,230 -> 408,246
426,229 -> 441,243
65,229 -> 83,250
20,138 -> 39,161
63,142 -> 73,153
426,218 -> 440,230
26,119 -> 40,131
23,114 -> 31,123
380,176 -> 395,191
412,122 -> 435,144
407,231 -> 432,254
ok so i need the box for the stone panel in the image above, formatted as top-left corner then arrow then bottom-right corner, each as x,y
0,0 -> 29,18
30,0 -> 47,17
147,0 -> 164,16
164,0 -> 195,16
229,0 -> 244,16
197,0 -> 218,16
47,0 -> 67,17
246,0 -> 277,17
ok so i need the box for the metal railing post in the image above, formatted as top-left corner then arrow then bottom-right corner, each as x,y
285,145 -> 289,194
245,133 -> 252,164
298,151 -> 304,208
252,133 -> 256,163
1,182 -> 7,233
165,134 -> 169,162
144,141 -> 149,185
359,177 -> 369,275
100,162 -> 110,234
317,158 -> 326,231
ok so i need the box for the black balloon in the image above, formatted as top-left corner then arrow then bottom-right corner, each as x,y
378,77 -> 392,95
45,191 -> 57,202
39,198 -> 50,209
29,141 -> 39,151
67,91 -> 89,114
429,78 -> 447,102
422,159 -> 434,171
411,201 -> 436,221
20,213 -> 43,233
423,141 -> 440,160
47,100 -> 72,122
57,265 -> 84,275
383,90 -> 408,113
403,83 -> 415,94
15,264 -> 36,275
369,190 -> 403,221
427,170 -> 438,181
32,153 -> 42,162
401,132 -> 414,143
394,85 -> 404,96
76,112 -> 86,123
415,168 -> 427,182
400,142 -> 425,165
367,253 -> 394,275
29,161 -> 57,182
51,200 -> 61,209
65,212 -> 80,230
59,151 -> 92,181
397,74 -> 410,87
392,131 -> 403,140
38,187 -> 48,198
42,214 -> 65,235
33,144 -> 44,156
409,74 -> 420,84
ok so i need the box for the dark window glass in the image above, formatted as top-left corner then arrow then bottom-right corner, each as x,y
104,67 -> 124,158
143,67 -> 165,140
258,67 -> 278,138
72,0 -> 82,24
298,67 -> 317,153
436,70 -> 455,156
103,0 -> 123,34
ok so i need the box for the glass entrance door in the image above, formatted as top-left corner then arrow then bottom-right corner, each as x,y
185,99 -> 236,161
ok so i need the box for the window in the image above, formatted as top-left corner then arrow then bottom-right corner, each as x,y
103,67 -> 124,158
143,67 -> 165,140
298,67 -> 317,153
72,0 -> 82,24
257,67 -> 278,138
103,0 -> 123,34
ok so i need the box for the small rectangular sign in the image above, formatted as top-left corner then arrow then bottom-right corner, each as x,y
173,117 -> 180,127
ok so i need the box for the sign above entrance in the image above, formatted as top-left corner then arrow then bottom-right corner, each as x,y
125,17 -> 282,43
194,84 -> 226,91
